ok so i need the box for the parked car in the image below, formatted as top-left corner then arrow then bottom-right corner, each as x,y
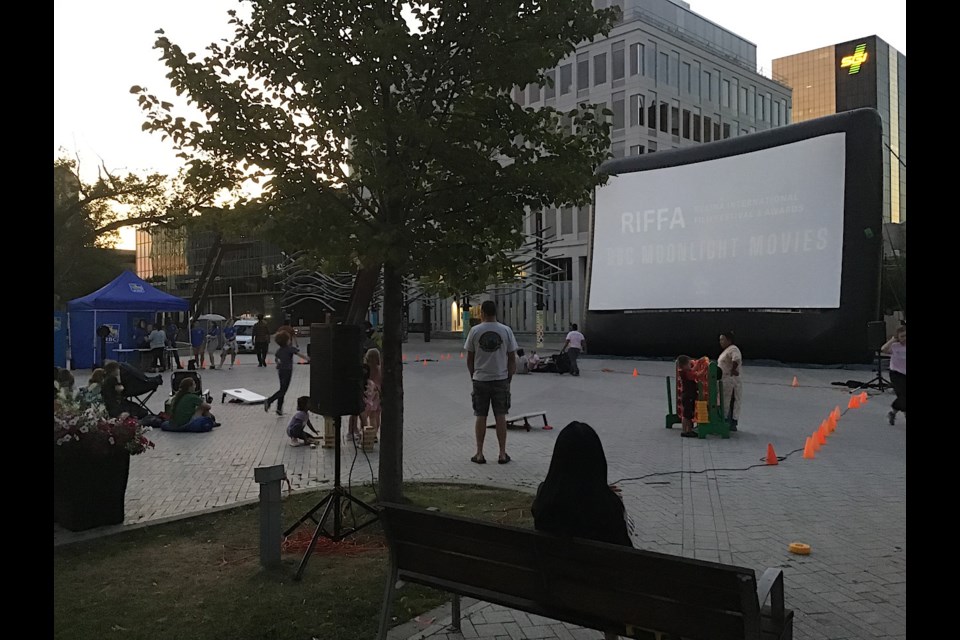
233,319 -> 258,353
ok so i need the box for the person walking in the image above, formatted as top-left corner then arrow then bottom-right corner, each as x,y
190,323 -> 207,369
252,313 -> 271,367
147,323 -> 168,372
264,331 -> 309,416
464,300 -> 518,465
205,322 -> 224,369
717,331 -> 743,431
882,325 -> 906,425
562,323 -> 587,377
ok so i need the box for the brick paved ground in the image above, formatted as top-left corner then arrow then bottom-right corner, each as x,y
57,337 -> 906,639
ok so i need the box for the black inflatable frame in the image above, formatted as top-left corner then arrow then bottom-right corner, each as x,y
584,108 -> 883,364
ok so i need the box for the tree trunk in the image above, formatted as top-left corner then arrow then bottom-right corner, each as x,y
379,262 -> 405,502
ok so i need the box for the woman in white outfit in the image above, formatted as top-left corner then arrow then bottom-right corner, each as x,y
717,331 -> 742,432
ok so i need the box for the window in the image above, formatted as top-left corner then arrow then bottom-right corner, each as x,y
528,83 -> 540,104
547,257 -> 572,281
660,100 -> 669,133
577,205 -> 590,233
560,64 -> 573,95
561,206 -> 573,235
544,70 -> 556,100
713,115 -> 721,141
702,71 -> 712,101
721,79 -> 730,108
765,94 -> 772,123
646,42 -> 657,79
739,87 -> 747,113
672,51 -> 681,90
671,100 -> 680,137
658,52 -> 669,86
647,91 -> 657,130
543,208 -> 556,239
723,123 -> 731,139
748,85 -> 755,117
731,78 -> 738,113
732,120 -> 739,137
629,93 -> 645,127
629,43 -> 644,76
593,53 -> 607,85
693,107 -> 701,142
692,61 -> 701,98
757,92 -> 763,120
612,41 -> 625,85
773,100 -> 780,126
612,91 -> 625,131
611,141 -> 625,158
682,62 -> 691,93
577,53 -> 589,96
648,140 -> 658,153
682,108 -> 691,139
629,144 -> 644,156
703,115 -> 712,142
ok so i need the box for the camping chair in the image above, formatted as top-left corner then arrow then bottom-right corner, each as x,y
119,362 -> 162,415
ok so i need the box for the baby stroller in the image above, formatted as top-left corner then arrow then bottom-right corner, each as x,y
170,370 -> 213,404
118,362 -> 162,417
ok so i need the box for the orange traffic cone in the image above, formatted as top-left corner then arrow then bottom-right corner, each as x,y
815,428 -> 826,447
859,391 -> 868,403
632,368 -> 639,377
422,359 -> 427,366
827,415 -> 837,433
820,421 -> 830,439
847,395 -> 858,409
791,376 -> 799,387
460,352 -> 464,359
765,444 -> 779,465
803,437 -> 816,459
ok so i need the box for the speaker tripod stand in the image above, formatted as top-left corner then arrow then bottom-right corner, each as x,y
859,349 -> 890,392
284,416 -> 379,581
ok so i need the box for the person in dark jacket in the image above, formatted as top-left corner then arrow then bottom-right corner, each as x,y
252,314 -> 271,367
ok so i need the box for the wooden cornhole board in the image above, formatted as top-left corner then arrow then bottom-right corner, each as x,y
222,388 -> 267,404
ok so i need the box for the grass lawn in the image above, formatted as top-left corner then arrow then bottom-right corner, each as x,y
54,483 -> 535,640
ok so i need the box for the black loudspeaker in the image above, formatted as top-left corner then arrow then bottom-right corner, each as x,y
867,321 -> 887,350
309,323 -> 365,417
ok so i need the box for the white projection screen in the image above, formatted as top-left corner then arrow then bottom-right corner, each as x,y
589,133 -> 846,311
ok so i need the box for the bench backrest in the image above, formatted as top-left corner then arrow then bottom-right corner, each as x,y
380,503 -> 764,640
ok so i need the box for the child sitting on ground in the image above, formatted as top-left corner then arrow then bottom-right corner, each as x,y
677,355 -> 699,439
288,396 -> 320,447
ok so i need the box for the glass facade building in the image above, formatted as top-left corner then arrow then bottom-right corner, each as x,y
773,36 -> 906,223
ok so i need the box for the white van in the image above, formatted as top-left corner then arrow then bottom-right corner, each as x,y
233,319 -> 258,353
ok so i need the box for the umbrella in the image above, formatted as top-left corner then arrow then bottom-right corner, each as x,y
197,313 -> 226,322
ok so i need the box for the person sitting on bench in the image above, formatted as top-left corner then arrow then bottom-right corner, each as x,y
163,377 -> 216,432
531,420 -> 632,640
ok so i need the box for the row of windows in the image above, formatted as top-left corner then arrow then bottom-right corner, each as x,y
512,35 -> 788,125
605,91 -> 764,144
530,205 -> 591,240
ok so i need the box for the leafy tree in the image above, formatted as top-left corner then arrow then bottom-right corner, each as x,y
135,0 -> 617,501
53,156 -> 218,308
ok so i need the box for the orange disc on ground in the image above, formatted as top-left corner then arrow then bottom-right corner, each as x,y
788,542 -> 811,555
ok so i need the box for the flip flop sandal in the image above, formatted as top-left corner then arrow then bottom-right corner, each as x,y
471,455 -> 486,464
498,454 -> 511,464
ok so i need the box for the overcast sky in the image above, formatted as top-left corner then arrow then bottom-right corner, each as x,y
53,0 -> 905,246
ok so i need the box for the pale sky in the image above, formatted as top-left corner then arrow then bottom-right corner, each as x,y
54,0 -> 905,248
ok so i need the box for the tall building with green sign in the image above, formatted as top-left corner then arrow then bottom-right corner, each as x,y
774,37 -> 906,223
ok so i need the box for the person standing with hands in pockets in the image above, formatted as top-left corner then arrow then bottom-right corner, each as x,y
465,301 -> 518,465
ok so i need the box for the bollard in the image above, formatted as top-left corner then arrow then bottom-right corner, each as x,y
254,464 -> 286,569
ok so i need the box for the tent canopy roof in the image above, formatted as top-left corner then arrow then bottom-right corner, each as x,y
67,271 -> 189,312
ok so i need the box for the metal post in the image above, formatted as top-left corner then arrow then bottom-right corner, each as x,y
254,464 -> 286,569
423,301 -> 432,342
229,286 -> 234,320
535,210 -> 545,349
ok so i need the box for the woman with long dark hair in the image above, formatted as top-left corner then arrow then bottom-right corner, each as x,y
531,421 -> 632,547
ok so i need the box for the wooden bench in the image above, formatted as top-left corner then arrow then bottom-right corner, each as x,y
485,411 -> 549,432
377,503 -> 793,640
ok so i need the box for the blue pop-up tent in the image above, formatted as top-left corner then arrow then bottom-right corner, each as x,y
68,271 -> 189,369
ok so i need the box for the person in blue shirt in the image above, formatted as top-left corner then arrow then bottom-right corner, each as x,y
132,320 -> 148,349
190,324 -> 207,369
218,319 -> 238,370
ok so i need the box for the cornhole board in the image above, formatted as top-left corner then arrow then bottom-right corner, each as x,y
221,388 -> 267,404
486,411 -> 548,432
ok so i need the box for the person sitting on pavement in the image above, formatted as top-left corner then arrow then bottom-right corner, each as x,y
162,377 -> 217,432
77,368 -> 106,405
287,396 -> 320,446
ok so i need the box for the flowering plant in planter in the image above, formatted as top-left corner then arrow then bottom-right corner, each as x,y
54,394 -> 155,456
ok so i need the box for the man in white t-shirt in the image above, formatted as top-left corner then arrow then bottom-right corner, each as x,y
464,300 -> 518,465
562,323 -> 586,377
